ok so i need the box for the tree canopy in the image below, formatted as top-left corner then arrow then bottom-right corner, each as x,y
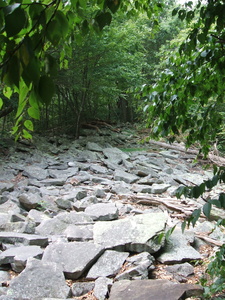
0,0 -> 163,139
142,0 -> 225,154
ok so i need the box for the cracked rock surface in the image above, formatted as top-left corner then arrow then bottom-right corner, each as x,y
0,126 -> 225,299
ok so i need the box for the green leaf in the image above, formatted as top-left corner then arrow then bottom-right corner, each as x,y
24,120 -> 34,131
3,3 -> 20,16
45,55 -> 58,76
3,87 -> 13,99
165,225 -> 176,241
46,19 -> 61,46
203,202 -> 212,218
22,129 -> 32,139
178,10 -> 186,21
5,6 -> 27,37
0,97 -> 3,109
172,7 -> 179,16
38,75 -> 55,105
218,193 -> 225,209
208,198 -> 221,208
28,106 -> 40,120
16,80 -> 29,118
23,57 -> 40,86
106,0 -> 120,13
2,55 -> 20,87
29,3 -> 45,24
55,11 -> 69,38
46,11 -> 69,45
191,208 -> 201,227
29,89 -> 40,109
0,10 -> 4,32
95,12 -> 112,30
191,186 -> 202,198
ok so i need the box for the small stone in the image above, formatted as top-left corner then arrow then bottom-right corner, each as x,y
71,282 -> 95,297
85,203 -> 119,221
93,277 -> 113,300
87,250 -> 129,279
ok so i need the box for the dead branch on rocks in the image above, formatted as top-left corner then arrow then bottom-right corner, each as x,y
148,140 -> 225,166
130,195 -> 201,217
195,233 -> 224,247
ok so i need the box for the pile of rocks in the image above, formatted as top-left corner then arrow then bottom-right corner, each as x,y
0,128 -> 224,300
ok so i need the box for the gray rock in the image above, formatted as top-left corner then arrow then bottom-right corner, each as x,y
48,167 -> 78,181
108,279 -> 203,300
116,252 -> 155,280
64,224 -> 93,241
94,189 -> 106,198
74,196 -> 99,211
42,242 -> 104,279
36,211 -> 93,236
0,271 -> 10,284
93,277 -> 113,300
27,209 -> 50,226
160,150 -> 179,159
0,182 -> 14,193
23,166 -> 49,181
71,281 -> 95,297
85,203 -> 119,221
0,245 -> 44,272
103,148 -> 129,164
131,184 -> 152,193
86,142 -> 103,152
93,212 -> 167,253
0,214 -> 11,231
114,170 -> 139,184
90,164 -> 108,174
180,173 -> 206,185
150,183 -> 171,194
19,193 -> 42,210
166,262 -> 194,281
55,198 -> 72,210
87,250 -> 129,279
157,229 -> 201,264
7,258 -> 70,299
0,232 -> 48,247
111,182 -> 132,194
76,190 -> 88,200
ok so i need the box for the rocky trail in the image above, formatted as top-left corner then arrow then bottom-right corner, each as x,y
0,126 -> 225,300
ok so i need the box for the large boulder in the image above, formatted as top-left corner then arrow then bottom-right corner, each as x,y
108,279 -> 203,300
7,258 -> 70,299
42,241 -> 104,279
93,212 -> 167,253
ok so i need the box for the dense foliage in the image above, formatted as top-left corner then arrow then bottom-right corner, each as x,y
0,0 -> 164,139
142,0 -> 225,155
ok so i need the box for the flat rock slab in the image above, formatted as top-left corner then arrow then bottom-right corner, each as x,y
157,229 -> 201,264
87,250 -> 129,279
0,245 -> 43,272
93,212 -> 167,253
108,279 -> 203,300
84,203 -> 119,221
0,232 -> 48,247
36,211 -> 93,236
42,241 -> 104,279
114,170 -> 139,184
7,258 -> 70,299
